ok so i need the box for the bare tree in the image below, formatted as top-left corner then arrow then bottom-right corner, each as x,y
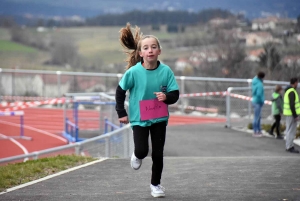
10,26 -> 30,44
277,63 -> 300,81
50,35 -> 79,68
214,30 -> 247,78
259,42 -> 281,79
0,16 -> 16,27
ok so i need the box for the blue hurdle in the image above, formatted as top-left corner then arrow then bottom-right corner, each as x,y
0,111 -> 32,140
63,100 -> 119,142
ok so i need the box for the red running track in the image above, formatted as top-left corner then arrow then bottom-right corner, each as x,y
0,108 -> 225,161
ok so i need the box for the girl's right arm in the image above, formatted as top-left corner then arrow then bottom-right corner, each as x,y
115,85 -> 128,123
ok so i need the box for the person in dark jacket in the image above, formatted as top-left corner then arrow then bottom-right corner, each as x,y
283,77 -> 300,153
268,85 -> 284,139
251,71 -> 265,137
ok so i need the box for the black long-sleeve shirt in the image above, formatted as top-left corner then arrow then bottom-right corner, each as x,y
115,85 -> 179,118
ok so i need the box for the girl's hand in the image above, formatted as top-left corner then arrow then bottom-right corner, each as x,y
154,92 -> 166,101
119,116 -> 129,124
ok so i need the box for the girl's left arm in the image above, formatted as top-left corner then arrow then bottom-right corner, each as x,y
163,90 -> 179,105
163,69 -> 180,104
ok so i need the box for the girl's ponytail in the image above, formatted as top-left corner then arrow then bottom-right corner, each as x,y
119,23 -> 142,70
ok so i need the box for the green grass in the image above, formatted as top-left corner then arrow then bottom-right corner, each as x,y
0,51 -> 50,69
55,26 -> 182,65
0,40 -> 37,52
0,155 -> 96,192
0,26 -> 204,70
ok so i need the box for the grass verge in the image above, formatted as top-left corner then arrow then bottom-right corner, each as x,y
0,155 -> 96,192
0,40 -> 37,52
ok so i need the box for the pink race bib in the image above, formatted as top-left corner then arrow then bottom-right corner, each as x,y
139,99 -> 168,121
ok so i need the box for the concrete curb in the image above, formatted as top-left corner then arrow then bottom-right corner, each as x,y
231,126 -> 300,147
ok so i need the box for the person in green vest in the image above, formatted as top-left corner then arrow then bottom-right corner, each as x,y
268,85 -> 284,139
283,77 -> 300,153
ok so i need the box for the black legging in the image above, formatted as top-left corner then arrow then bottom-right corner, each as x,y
132,121 -> 166,186
270,114 -> 281,135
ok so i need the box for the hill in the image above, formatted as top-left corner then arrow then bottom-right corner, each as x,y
0,0 -> 299,20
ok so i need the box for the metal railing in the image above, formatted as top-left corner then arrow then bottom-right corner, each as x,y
0,68 -> 290,117
0,124 -> 132,165
0,68 -> 291,126
225,86 -> 279,128
0,68 -> 288,98
225,84 -> 300,128
0,68 -> 293,164
62,92 -> 128,141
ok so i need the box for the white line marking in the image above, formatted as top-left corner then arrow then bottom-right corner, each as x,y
0,133 -> 29,162
0,120 -> 68,143
0,158 -> 107,195
0,133 -> 28,155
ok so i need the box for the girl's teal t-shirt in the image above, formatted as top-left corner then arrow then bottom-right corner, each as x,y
119,62 -> 179,127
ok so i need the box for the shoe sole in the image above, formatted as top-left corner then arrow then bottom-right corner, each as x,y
151,192 -> 165,198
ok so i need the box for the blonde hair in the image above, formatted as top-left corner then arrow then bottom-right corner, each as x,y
119,23 -> 161,70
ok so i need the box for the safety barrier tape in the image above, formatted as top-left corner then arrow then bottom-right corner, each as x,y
180,91 -> 226,97
229,93 -> 272,105
170,105 -> 218,113
0,96 -> 55,101
0,91 -> 272,112
180,91 -> 272,105
0,98 -> 65,112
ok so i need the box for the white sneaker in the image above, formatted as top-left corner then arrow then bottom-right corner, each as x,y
150,184 -> 165,198
130,152 -> 142,170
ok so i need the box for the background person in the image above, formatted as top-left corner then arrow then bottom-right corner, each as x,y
268,85 -> 284,139
283,77 -> 300,153
251,71 -> 265,137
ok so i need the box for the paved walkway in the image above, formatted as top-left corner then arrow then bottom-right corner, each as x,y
1,122 -> 300,201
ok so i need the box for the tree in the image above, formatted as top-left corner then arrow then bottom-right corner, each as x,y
151,24 -> 160,31
297,15 -> 300,32
0,16 -> 16,27
276,62 -> 300,81
50,35 -> 79,68
10,26 -> 30,44
215,31 -> 246,78
259,42 -> 281,78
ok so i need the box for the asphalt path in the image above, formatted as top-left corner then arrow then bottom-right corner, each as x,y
1,122 -> 300,201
